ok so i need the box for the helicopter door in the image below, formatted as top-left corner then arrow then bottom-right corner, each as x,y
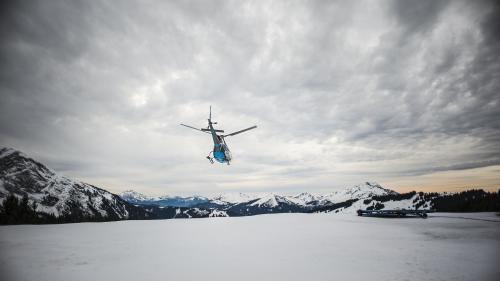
224,145 -> 232,161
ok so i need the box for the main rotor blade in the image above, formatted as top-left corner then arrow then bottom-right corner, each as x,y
180,124 -> 211,134
223,125 -> 257,137
202,128 -> 224,133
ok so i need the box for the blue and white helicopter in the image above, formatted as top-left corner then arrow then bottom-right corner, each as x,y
181,107 -> 257,165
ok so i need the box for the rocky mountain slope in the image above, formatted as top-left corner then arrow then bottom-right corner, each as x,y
0,148 -> 224,224
0,148 -> 144,221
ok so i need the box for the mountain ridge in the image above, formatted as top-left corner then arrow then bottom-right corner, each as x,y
1,147 -> 498,225
119,181 -> 396,207
0,147 -> 223,223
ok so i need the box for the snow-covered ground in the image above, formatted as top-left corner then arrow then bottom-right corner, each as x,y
1,213 -> 499,281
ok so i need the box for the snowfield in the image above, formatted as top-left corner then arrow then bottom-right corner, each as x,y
1,213 -> 499,281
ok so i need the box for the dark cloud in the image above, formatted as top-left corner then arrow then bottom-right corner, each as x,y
0,0 -> 499,194
391,0 -> 449,37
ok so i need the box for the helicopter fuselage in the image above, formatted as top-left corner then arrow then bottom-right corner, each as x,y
208,120 -> 231,163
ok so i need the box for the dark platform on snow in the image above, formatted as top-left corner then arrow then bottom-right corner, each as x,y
357,209 -> 431,218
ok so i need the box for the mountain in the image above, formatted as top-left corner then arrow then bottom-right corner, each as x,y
1,147 -> 497,225
121,183 -> 499,216
0,148 -> 224,224
212,192 -> 260,204
194,192 -> 262,209
0,147 -> 406,222
312,191 -> 426,215
0,147 -> 149,222
292,192 -> 318,205
119,190 -> 209,207
120,190 -> 153,203
321,182 -> 397,203
225,194 -> 311,216
121,182 -> 403,216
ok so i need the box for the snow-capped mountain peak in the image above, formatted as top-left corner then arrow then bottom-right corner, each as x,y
322,182 -> 396,203
250,194 -> 279,207
118,182 -> 400,213
211,192 -> 259,204
0,148 -> 230,222
0,147 -> 140,220
293,192 -> 318,204
120,190 -> 153,202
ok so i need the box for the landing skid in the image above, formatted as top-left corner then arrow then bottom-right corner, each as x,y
206,151 -> 214,164
206,156 -> 214,164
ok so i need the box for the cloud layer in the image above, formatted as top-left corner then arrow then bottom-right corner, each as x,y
1,0 -> 499,195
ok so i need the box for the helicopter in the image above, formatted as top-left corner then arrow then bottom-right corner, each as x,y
180,106 -> 257,165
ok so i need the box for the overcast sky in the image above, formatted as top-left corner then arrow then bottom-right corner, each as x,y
1,0 -> 499,195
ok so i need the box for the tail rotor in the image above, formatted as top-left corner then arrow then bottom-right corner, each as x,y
208,106 -> 217,125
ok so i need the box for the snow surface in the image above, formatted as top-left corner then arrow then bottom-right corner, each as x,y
1,213 -> 499,281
